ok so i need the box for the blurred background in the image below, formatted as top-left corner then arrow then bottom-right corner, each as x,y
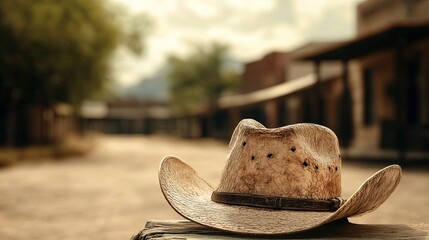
0,0 -> 428,239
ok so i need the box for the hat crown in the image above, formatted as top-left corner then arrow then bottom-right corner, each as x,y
216,119 -> 341,200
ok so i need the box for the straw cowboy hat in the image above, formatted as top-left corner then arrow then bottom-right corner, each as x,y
159,119 -> 402,235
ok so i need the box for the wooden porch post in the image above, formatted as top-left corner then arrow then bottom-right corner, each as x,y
228,107 -> 241,136
339,59 -> 354,146
265,100 -> 279,128
314,60 -> 323,124
395,37 -> 408,162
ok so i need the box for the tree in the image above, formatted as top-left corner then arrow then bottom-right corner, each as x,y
0,0 -> 147,145
167,43 -> 240,115
0,0 -> 121,107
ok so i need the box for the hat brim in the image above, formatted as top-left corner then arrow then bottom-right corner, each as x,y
159,156 -> 401,235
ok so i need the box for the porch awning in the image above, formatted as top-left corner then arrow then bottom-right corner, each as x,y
218,74 -> 316,109
294,19 -> 429,61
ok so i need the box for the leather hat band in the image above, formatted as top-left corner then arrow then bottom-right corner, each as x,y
211,191 -> 344,212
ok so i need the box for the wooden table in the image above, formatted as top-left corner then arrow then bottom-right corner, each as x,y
132,220 -> 429,239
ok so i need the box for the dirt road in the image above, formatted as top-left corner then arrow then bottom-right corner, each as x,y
0,135 -> 428,240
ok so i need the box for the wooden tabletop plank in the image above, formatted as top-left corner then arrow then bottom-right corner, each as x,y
131,220 -> 429,240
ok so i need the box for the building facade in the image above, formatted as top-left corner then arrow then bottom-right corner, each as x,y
357,0 -> 429,33
297,0 -> 429,154
241,52 -> 288,93
177,0 -> 429,160
355,0 -> 429,151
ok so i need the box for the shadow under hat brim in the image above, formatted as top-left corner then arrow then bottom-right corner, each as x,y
159,156 -> 402,235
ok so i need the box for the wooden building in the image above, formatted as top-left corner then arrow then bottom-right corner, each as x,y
0,104 -> 77,146
180,50 -> 341,140
80,100 -> 172,135
179,0 -> 429,159
296,0 -> 429,154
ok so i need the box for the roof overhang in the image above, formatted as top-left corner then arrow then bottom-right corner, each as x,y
294,19 -> 429,61
218,74 -> 316,109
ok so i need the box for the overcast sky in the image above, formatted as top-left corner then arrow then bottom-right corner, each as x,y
111,0 -> 364,87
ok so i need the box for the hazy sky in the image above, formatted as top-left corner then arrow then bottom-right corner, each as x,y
111,0 -> 364,87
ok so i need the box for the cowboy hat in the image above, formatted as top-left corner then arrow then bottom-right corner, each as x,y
159,119 -> 401,235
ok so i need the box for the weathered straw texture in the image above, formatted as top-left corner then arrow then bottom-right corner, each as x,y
217,119 -> 341,199
158,119 -> 402,234
159,157 -> 401,234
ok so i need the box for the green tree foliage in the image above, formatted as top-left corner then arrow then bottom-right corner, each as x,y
0,0 -> 137,107
168,43 -> 240,115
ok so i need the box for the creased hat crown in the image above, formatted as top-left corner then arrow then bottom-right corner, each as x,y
215,119 -> 341,200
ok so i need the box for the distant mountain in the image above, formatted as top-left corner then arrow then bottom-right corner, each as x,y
224,56 -> 243,73
119,57 -> 243,101
120,65 -> 169,101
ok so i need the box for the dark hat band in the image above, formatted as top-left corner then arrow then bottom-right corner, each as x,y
211,191 -> 344,212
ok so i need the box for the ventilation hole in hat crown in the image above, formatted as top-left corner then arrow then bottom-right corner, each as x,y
242,141 -> 246,147
251,155 -> 255,161
290,147 -> 296,152
267,153 -> 273,159
303,161 -> 308,167
335,166 -> 338,171
328,166 -> 332,171
315,165 -> 319,170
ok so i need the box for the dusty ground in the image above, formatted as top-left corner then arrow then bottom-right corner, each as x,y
0,135 -> 428,240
